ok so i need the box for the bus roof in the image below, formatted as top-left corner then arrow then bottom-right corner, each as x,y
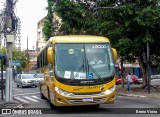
37,35 -> 110,56
49,35 -> 110,44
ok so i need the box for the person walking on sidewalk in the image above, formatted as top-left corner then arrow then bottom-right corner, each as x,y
126,72 -> 133,92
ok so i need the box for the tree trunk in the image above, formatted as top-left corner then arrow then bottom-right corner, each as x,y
139,53 -> 147,88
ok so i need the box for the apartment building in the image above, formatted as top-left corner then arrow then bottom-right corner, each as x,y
36,13 -> 62,52
36,17 -> 46,52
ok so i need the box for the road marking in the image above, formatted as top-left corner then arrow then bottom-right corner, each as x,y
30,95 -> 42,100
13,92 -> 40,96
14,97 -> 30,103
23,96 -> 39,102
13,88 -> 23,92
14,100 -> 20,104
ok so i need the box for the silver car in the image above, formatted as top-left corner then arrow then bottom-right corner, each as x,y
34,74 -> 44,85
16,74 -> 37,88
14,74 -> 20,83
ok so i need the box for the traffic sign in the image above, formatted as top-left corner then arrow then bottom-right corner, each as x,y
12,60 -> 21,66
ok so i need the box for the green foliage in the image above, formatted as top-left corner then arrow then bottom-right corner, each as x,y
44,0 -> 160,70
12,48 -> 29,70
0,47 -> 6,55
0,47 -> 29,71
42,0 -> 55,41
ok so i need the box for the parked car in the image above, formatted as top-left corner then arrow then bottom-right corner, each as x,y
116,75 -> 140,85
116,77 -> 121,85
0,71 -> 6,89
138,78 -> 143,84
16,74 -> 37,88
132,75 -> 140,84
34,74 -> 44,85
14,74 -> 20,83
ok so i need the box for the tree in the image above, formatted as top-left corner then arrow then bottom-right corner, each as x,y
44,0 -> 160,87
43,0 -> 56,41
0,47 -> 29,72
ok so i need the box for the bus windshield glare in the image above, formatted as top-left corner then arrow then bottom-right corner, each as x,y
55,44 -> 115,80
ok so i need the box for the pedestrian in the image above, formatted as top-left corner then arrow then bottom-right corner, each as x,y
126,72 -> 133,92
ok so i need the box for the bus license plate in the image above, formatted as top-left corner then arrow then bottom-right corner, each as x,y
83,98 -> 93,102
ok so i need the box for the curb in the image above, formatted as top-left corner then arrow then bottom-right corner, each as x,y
117,93 -> 147,98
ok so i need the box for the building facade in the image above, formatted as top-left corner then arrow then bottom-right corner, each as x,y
36,13 -> 62,52
36,17 -> 46,52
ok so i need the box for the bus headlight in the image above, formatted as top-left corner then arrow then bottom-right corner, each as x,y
100,85 -> 116,95
55,87 -> 74,97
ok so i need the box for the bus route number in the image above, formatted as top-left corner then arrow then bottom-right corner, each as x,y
93,45 -> 106,48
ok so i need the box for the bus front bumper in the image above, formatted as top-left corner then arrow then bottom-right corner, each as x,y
53,86 -> 116,106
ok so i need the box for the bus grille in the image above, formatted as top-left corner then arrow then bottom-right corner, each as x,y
69,98 -> 106,104
73,92 -> 102,95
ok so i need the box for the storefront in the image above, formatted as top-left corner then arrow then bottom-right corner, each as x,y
115,63 -> 141,78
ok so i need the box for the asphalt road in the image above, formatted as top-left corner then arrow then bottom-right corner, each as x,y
0,81 -> 160,117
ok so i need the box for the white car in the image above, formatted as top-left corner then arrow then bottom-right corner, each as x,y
14,74 -> 20,82
138,78 -> 143,84
138,76 -> 160,85
16,74 -> 37,88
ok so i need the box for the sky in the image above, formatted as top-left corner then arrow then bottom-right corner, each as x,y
16,0 -> 47,50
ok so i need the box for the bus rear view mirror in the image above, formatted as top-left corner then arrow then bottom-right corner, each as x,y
45,75 -> 50,81
111,48 -> 117,62
41,68 -> 48,73
47,47 -> 54,65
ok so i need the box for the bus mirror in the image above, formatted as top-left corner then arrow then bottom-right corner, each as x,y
112,48 -> 117,62
47,47 -> 54,65
45,75 -> 50,81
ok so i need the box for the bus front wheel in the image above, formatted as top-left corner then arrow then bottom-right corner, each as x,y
40,85 -> 46,99
48,87 -> 55,109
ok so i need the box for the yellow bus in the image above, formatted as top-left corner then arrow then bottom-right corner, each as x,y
37,35 -> 117,109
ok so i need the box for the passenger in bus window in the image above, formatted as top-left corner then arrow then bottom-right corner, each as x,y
88,53 -> 103,65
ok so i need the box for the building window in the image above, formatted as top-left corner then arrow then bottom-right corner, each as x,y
38,32 -> 41,39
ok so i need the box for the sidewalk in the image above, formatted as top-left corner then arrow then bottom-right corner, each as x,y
0,99 -> 22,108
0,90 -> 22,109
116,84 -> 160,99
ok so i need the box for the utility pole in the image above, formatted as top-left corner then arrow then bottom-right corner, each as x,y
5,0 -> 14,102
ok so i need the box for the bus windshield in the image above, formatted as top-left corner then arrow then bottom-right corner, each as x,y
55,44 -> 115,80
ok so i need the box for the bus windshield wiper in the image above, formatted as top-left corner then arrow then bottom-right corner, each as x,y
87,60 -> 104,82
